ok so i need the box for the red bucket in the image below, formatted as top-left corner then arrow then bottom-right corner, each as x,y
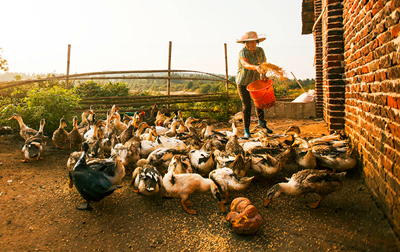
246,79 -> 276,109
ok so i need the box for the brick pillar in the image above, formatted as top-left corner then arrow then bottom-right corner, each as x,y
314,0 -> 324,118
322,0 -> 345,132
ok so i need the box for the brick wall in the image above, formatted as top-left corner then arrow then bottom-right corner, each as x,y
322,0 -> 346,132
342,0 -> 400,235
315,0 -> 324,118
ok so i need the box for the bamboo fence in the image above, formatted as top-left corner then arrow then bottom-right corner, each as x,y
0,42 -> 238,115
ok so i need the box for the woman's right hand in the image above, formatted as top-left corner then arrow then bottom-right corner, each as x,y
256,65 -> 265,74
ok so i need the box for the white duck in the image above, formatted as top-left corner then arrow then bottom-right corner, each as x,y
162,161 -> 227,215
188,139 -> 215,176
264,169 -> 346,208
130,165 -> 165,196
21,118 -> 46,163
209,167 -> 254,204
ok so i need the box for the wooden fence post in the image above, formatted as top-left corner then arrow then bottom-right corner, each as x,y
167,41 -> 172,109
224,43 -> 229,92
224,43 -> 230,116
66,44 -> 71,89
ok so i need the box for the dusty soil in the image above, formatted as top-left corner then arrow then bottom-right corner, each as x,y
1,118 -> 399,251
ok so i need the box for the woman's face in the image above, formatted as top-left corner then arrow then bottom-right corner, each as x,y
245,40 -> 257,52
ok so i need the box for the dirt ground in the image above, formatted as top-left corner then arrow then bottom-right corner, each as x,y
1,118 -> 399,251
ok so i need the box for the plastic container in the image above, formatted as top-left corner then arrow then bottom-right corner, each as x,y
246,79 -> 276,109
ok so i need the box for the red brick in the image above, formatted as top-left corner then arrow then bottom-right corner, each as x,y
388,122 -> 400,139
381,156 -> 394,173
392,24 -> 400,39
375,71 -> 387,81
387,96 -> 400,109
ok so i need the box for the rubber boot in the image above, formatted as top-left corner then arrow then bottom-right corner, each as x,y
259,120 -> 273,134
244,128 -> 251,138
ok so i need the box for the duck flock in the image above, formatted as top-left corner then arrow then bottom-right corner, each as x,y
8,105 -> 357,232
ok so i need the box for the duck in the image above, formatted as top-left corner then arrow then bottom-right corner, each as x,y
250,146 -> 294,177
140,126 -> 158,141
124,121 -> 151,149
133,111 -> 146,128
292,138 -> 317,170
309,131 -> 343,146
85,154 -> 126,185
111,143 -> 140,167
313,146 -> 357,173
179,121 -> 202,149
69,142 -> 122,210
199,119 -> 228,145
68,116 -> 83,149
101,110 -> 117,139
162,120 -> 184,138
264,169 -> 346,208
188,140 -> 215,176
177,114 -> 195,134
110,111 -> 127,135
229,153 -> 252,178
219,122 -> 237,139
21,118 -> 46,163
77,110 -> 94,135
52,118 -> 68,148
99,131 -> 118,157
162,161 -> 227,215
86,134 -> 105,159
225,123 -> 244,156
8,113 -> 37,140
209,167 -> 254,204
157,135 -> 187,151
136,148 -> 187,174
214,149 -> 236,169
123,113 -> 133,125
166,154 -> 193,174
85,120 -> 105,147
118,119 -> 136,145
87,105 -> 96,126
130,165 -> 165,196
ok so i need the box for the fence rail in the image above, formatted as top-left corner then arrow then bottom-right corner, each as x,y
76,93 -> 232,113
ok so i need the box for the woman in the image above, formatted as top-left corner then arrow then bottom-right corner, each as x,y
236,31 -> 273,138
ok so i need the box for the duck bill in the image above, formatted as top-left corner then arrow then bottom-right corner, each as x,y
263,198 -> 272,207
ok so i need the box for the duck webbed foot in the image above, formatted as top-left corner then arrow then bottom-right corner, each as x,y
181,199 -> 197,214
218,201 -> 227,213
184,200 -> 193,207
308,196 -> 323,209
76,201 -> 92,210
222,191 -> 230,204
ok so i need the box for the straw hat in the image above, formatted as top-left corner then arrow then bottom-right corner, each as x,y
236,31 -> 266,43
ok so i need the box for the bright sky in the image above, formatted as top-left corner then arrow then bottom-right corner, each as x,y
2,0 -> 315,80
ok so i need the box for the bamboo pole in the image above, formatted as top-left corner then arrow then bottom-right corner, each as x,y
0,69 -> 234,88
66,44 -> 71,89
224,43 -> 229,92
290,71 -> 306,93
167,41 -> 172,109
80,93 -> 228,101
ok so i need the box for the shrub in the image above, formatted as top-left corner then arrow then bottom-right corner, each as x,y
102,82 -> 130,97
1,86 -> 81,136
72,81 -> 103,97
